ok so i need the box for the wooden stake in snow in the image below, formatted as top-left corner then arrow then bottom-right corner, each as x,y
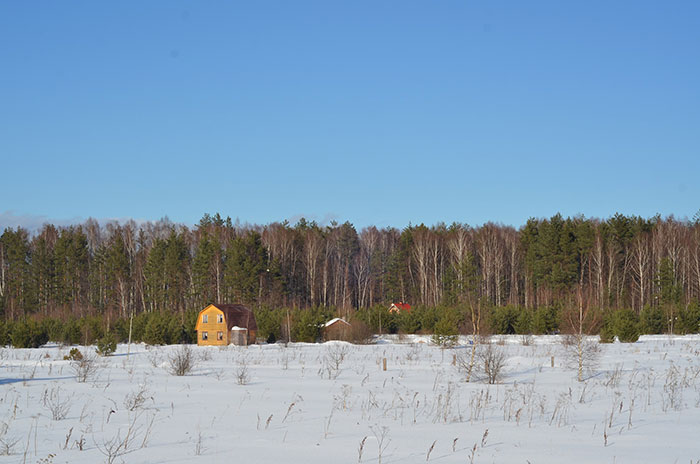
383,358 -> 387,371
127,311 -> 133,358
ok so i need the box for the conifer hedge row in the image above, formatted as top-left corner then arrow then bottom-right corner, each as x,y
1,303 -> 698,348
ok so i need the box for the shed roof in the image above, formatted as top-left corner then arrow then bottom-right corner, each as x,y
324,317 -> 351,328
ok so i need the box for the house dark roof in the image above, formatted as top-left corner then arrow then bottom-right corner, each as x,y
213,304 -> 258,332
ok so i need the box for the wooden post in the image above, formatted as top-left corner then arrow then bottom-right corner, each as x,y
551,356 -> 554,368
382,358 -> 387,371
452,354 -> 456,366
286,308 -> 292,343
127,311 -> 133,358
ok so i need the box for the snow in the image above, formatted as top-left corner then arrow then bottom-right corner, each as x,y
1,335 -> 700,463
324,318 -> 349,327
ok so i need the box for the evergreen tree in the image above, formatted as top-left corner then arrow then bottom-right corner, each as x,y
0,227 -> 32,319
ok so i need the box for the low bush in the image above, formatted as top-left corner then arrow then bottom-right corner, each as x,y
614,309 -> 640,343
432,310 -> 460,347
11,319 -> 48,348
600,309 -> 639,343
490,305 -> 519,334
168,345 -> 195,376
640,305 -> 665,334
63,347 -> 83,361
677,301 -> 700,334
96,333 -> 117,356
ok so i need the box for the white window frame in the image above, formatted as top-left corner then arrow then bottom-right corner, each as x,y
217,331 -> 223,340
202,331 -> 208,340
202,314 -> 208,323
217,314 -> 223,323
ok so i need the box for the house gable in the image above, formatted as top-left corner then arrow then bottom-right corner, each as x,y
196,304 -> 229,346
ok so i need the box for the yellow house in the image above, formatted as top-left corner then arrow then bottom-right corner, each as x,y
195,304 -> 258,346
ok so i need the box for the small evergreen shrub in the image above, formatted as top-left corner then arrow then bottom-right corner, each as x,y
432,312 -> 459,347
61,319 -> 82,345
0,320 -> 11,346
614,309 -> 640,343
291,307 -> 328,342
96,333 -> 117,356
64,347 -> 84,361
11,319 -> 48,348
398,309 -> 421,334
678,301 -> 700,334
417,306 -> 440,334
490,306 -> 519,334
514,309 -> 533,335
255,305 -> 284,342
532,307 -> 559,334
78,316 -> 104,345
144,316 -> 168,345
598,312 -> 615,343
640,305 -> 665,334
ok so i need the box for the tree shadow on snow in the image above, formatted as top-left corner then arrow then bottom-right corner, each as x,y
0,375 -> 74,385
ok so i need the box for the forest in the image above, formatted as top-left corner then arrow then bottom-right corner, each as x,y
1,212 -> 700,347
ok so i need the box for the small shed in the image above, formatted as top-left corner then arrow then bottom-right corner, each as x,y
323,318 -> 351,341
229,326 -> 248,346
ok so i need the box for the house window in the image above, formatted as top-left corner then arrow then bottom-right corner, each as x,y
202,314 -> 208,323
217,314 -> 223,323
217,331 -> 223,340
202,331 -> 208,340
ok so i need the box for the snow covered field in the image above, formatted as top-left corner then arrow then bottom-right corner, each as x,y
1,335 -> 700,464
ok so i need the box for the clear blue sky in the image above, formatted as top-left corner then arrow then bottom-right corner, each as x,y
2,1 -> 699,231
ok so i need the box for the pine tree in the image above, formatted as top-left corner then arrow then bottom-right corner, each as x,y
0,227 -> 31,319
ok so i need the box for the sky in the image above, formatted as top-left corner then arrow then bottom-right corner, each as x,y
1,1 -> 699,231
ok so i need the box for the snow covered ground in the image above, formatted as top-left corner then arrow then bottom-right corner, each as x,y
1,335 -> 699,464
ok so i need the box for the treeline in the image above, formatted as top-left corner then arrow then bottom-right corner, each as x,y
1,212 -> 700,341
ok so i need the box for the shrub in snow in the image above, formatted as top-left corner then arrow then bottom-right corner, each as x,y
63,347 -> 83,361
0,420 -> 20,456
477,344 -> 506,384
323,343 -> 349,379
599,310 -> 640,343
347,320 -> 374,344
614,309 -> 640,342
490,305 -> 519,334
599,322 -> 614,343
640,304 -> 666,334
42,385 -> 72,420
235,359 -> 250,385
96,333 -> 117,356
71,353 -> 99,383
10,319 -> 48,348
432,312 -> 459,347
168,345 -> 195,376
677,301 -> 700,334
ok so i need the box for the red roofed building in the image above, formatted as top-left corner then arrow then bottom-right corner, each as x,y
388,302 -> 411,313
